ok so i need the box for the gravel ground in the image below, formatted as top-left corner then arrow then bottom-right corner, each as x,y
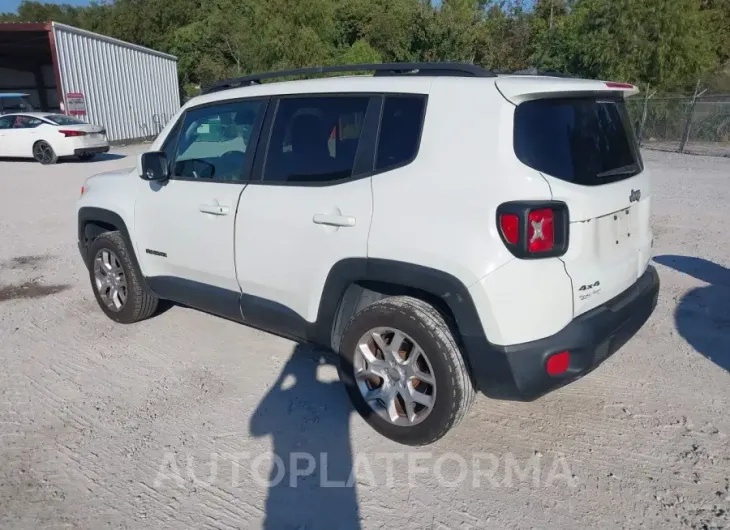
0,147 -> 728,530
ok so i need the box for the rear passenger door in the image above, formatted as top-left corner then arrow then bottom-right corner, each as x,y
234,94 -> 379,337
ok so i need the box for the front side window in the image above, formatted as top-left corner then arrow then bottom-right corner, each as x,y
171,100 -> 263,181
376,95 -> 426,172
263,96 -> 370,184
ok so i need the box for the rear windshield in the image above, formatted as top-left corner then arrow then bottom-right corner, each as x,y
514,97 -> 643,185
45,114 -> 85,125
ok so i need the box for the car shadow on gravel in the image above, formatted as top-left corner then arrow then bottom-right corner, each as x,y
68,153 -> 127,163
0,153 -> 125,164
249,344 -> 361,530
653,255 -> 730,373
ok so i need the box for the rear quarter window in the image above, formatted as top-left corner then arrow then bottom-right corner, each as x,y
376,95 -> 426,172
514,97 -> 643,186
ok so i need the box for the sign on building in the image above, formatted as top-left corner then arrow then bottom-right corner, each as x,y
66,92 -> 86,116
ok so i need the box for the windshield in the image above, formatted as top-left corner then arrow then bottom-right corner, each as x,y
513,96 -> 643,185
45,114 -> 86,125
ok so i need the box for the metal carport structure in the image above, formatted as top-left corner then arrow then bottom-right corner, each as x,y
0,22 -> 180,142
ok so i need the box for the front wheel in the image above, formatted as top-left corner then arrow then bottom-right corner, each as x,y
32,141 -> 57,165
338,296 -> 475,446
87,231 -> 159,324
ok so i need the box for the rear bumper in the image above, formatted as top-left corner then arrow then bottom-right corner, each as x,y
471,265 -> 660,401
74,146 -> 110,155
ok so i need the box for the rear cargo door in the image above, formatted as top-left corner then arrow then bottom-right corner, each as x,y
507,84 -> 652,317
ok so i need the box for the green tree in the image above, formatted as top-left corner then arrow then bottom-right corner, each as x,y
564,0 -> 720,90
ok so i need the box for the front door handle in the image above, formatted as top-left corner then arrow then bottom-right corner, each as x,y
199,204 -> 230,216
313,213 -> 356,227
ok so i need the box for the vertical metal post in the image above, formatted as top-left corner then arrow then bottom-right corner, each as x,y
679,79 -> 705,153
637,83 -> 650,145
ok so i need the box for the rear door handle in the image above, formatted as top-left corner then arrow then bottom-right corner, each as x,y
199,204 -> 230,216
313,214 -> 356,227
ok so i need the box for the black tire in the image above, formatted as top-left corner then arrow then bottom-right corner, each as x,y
78,153 -> 96,161
87,231 -> 159,324
338,296 -> 475,446
32,141 -> 58,165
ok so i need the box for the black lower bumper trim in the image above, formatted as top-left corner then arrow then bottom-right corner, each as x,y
469,265 -> 660,401
74,146 -> 110,155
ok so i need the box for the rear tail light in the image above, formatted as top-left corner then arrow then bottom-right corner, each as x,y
499,214 -> 519,245
527,208 -> 555,253
59,129 -> 86,137
497,201 -> 569,259
546,351 -> 570,376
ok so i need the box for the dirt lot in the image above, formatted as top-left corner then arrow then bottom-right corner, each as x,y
0,147 -> 729,530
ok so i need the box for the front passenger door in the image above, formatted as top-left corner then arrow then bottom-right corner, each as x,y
134,98 -> 267,317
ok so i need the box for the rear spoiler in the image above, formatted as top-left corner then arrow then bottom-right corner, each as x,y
495,76 -> 640,105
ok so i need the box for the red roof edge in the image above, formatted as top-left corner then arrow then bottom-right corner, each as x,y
0,22 -> 52,32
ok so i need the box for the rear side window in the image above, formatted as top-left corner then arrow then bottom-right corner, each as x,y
514,97 -> 643,185
263,96 -> 370,184
376,95 -> 426,171
46,114 -> 85,125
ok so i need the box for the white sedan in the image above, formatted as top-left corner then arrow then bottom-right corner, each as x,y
0,112 -> 110,164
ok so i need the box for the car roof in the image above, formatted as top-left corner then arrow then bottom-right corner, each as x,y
0,112 -> 55,119
186,75 -> 486,109
186,70 -> 637,111
0,93 -> 30,98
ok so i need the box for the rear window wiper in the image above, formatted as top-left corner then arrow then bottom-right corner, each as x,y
596,163 -> 640,179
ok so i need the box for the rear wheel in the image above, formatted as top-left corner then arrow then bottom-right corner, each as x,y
32,141 -> 57,165
87,231 -> 158,324
338,296 -> 475,446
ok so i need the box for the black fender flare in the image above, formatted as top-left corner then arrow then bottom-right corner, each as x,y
77,207 -> 141,272
312,257 -> 488,354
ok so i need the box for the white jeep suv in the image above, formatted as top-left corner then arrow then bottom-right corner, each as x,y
76,63 -> 659,446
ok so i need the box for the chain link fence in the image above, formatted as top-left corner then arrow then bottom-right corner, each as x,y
627,92 -> 730,158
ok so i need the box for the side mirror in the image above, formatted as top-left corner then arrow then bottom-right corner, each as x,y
139,151 -> 169,181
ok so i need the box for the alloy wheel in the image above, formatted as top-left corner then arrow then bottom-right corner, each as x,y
33,142 -> 54,164
93,249 -> 128,312
353,327 -> 437,427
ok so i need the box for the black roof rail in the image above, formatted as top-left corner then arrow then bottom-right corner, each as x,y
497,67 -> 578,78
202,62 -> 495,95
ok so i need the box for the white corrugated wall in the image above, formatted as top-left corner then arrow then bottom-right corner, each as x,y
52,22 -> 180,142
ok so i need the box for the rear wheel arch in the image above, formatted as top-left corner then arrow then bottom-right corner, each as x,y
316,259 -> 486,372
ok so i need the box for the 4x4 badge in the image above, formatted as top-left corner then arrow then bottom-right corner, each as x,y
629,189 -> 641,203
